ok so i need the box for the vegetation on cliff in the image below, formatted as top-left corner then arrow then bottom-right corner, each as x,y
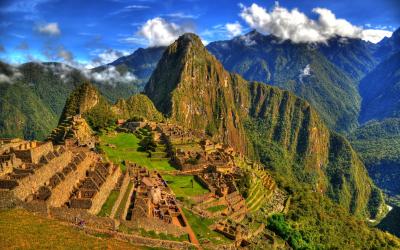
0,61 -> 140,140
142,33 -> 395,248
359,52 -> 400,123
207,31 -> 361,132
350,118 -> 400,199
112,94 -> 163,122
59,82 -> 163,131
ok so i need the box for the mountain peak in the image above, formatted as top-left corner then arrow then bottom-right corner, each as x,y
178,32 -> 203,43
167,33 -> 206,54
145,32 -> 248,151
58,81 -> 101,123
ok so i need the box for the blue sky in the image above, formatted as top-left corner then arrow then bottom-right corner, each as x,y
0,0 -> 399,67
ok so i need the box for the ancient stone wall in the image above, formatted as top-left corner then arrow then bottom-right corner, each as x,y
120,178 -> 135,220
12,150 -> 73,200
13,142 -> 53,164
194,175 -> 213,191
110,171 -> 130,218
0,190 -> 22,210
121,218 -> 187,237
30,142 -> 54,164
47,153 -> 95,207
21,200 -> 49,217
84,227 -> 195,250
88,166 -> 122,215
49,207 -> 115,230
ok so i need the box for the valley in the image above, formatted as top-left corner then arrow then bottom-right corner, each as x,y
1,1 -> 400,247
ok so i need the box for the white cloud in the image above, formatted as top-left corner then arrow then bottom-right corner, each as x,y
58,48 -> 73,62
43,45 -> 73,62
41,62 -> 137,86
138,17 -> 194,47
237,32 -> 257,46
85,66 -> 137,84
165,12 -> 199,19
226,22 -> 243,37
0,74 -> 11,83
299,64 -> 311,82
361,29 -> 393,43
239,3 -> 392,43
36,22 -> 60,36
125,5 -> 149,9
108,4 -> 149,16
91,49 -> 130,66
0,66 -> 22,84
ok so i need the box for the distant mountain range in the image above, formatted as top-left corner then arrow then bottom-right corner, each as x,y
359,51 -> 400,123
94,46 -> 166,87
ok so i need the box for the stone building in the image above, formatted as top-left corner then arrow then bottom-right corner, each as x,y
128,165 -> 187,228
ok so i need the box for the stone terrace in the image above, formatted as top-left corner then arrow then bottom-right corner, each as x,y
68,162 -> 121,214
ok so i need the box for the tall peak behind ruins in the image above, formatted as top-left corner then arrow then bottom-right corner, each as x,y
145,33 -> 249,153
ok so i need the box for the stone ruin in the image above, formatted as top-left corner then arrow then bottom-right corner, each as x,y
0,137 -> 121,216
127,165 -> 187,229
171,138 -> 237,174
68,162 -> 121,214
48,115 -> 96,149
157,123 -> 204,145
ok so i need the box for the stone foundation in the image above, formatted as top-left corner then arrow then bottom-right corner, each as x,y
13,150 -> 73,200
50,206 -> 116,230
47,153 -> 95,207
88,166 -> 122,214
122,218 -> 187,237
110,171 -> 130,218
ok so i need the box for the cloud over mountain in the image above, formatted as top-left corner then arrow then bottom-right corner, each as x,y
138,17 -> 194,47
85,66 -> 136,84
226,22 -> 243,37
239,3 -> 392,43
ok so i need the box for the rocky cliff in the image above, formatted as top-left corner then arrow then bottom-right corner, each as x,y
145,33 -> 382,217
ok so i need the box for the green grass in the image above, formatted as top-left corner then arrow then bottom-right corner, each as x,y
100,132 -> 177,172
206,205 -> 226,213
115,181 -> 133,219
138,229 -> 189,242
182,208 -> 232,245
173,142 -> 202,152
162,175 -> 209,199
98,190 -> 120,217
0,209 -> 141,249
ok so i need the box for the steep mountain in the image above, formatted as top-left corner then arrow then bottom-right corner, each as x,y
0,62 -> 82,140
95,46 -> 166,87
350,118 -> 400,199
0,80 -> 57,140
145,33 -> 249,152
145,33 -> 383,220
112,94 -> 163,122
57,81 -> 115,129
206,31 -> 360,132
375,27 -> 400,61
359,51 -> 400,123
58,82 -> 163,130
0,61 -> 141,140
317,36 -> 378,80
